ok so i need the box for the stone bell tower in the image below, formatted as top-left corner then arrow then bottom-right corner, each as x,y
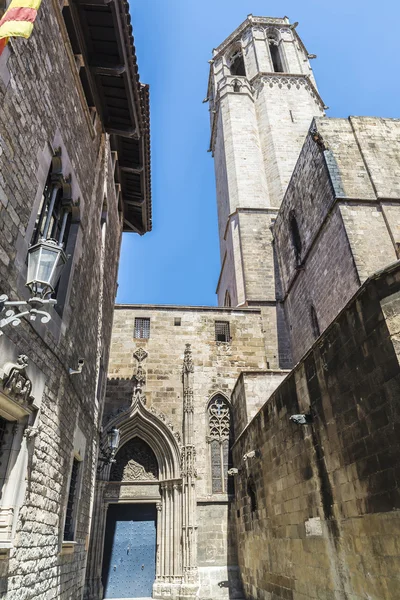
207,15 -> 325,367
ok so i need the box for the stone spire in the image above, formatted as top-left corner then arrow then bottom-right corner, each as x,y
181,344 -> 198,594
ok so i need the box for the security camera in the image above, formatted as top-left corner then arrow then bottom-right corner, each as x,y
243,450 -> 261,462
69,359 -> 85,376
289,414 -> 312,425
227,468 -> 239,476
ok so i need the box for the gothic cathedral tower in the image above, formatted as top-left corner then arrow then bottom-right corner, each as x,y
207,15 -> 326,368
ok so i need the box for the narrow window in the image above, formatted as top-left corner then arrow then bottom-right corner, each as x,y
310,305 -> 321,338
31,162 -> 72,248
290,212 -> 302,264
224,291 -> 231,307
247,477 -> 257,512
208,395 -> 233,494
269,41 -> 284,72
215,321 -> 230,343
229,49 -> 246,77
30,150 -> 77,317
63,458 -> 81,542
174,317 -> 181,327
134,317 -> 150,339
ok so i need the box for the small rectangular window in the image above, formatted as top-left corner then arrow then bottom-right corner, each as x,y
134,318 -> 150,339
215,321 -> 230,343
63,458 -> 81,542
174,318 -> 181,326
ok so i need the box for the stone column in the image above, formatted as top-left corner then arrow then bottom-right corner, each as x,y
83,481 -> 107,600
181,344 -> 199,598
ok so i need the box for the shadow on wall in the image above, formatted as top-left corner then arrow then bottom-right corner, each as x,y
232,262 -> 400,600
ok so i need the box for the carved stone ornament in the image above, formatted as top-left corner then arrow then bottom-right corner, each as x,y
310,126 -> 327,151
132,347 -> 148,405
110,438 -> 159,482
181,445 -> 197,479
133,347 -> 148,363
2,355 -> 34,405
182,344 -> 194,375
208,395 -> 231,442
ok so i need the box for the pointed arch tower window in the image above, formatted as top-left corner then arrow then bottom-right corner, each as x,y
208,395 -> 233,494
228,48 -> 246,77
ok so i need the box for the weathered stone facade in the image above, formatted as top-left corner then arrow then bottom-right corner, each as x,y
233,263 -> 400,600
100,13 -> 400,600
89,306 -> 280,599
0,0 -> 150,598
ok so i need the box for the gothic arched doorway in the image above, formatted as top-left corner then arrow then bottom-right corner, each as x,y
85,399 -> 183,600
102,438 -> 160,598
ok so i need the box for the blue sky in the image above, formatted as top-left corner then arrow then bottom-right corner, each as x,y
117,0 -> 400,306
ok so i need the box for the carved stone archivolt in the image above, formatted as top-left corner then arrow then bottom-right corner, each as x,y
110,437 -> 159,482
1,355 -> 34,405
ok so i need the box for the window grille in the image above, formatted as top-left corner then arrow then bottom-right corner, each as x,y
134,318 -> 150,339
208,396 -> 233,494
215,321 -> 230,342
64,458 -> 80,541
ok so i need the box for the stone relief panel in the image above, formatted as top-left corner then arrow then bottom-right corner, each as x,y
110,437 -> 159,482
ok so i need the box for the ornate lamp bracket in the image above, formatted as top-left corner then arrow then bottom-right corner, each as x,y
0,294 -> 56,335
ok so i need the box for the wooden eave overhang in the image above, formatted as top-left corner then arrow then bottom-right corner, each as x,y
71,0 -> 152,233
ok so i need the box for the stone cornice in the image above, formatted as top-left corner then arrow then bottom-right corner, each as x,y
251,72 -> 326,111
115,304 -> 262,314
212,15 -> 290,58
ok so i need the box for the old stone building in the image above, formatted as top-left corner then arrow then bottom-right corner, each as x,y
0,0 -> 150,599
97,14 -> 400,600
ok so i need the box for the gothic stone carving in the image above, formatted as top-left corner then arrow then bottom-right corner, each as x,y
132,347 -> 147,405
110,438 -> 159,482
2,355 -> 34,405
182,343 -> 194,375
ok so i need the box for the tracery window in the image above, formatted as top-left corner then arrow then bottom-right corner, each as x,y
208,395 -> 233,494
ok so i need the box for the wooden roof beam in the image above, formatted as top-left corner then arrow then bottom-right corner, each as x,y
91,64 -> 126,77
105,126 -> 138,138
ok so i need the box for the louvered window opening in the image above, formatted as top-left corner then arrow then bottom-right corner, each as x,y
215,321 -> 230,343
64,458 -> 80,541
134,318 -> 150,339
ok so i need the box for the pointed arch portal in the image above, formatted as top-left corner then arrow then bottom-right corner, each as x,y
85,399 -> 183,600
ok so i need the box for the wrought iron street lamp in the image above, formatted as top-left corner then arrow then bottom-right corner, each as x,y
99,427 -> 121,465
0,238 -> 67,335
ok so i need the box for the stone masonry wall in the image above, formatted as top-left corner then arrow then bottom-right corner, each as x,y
274,117 -> 400,364
0,0 -> 122,596
232,263 -> 400,600
106,305 -> 275,598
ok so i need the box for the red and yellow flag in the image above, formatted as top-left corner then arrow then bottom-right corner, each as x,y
0,0 -> 42,56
